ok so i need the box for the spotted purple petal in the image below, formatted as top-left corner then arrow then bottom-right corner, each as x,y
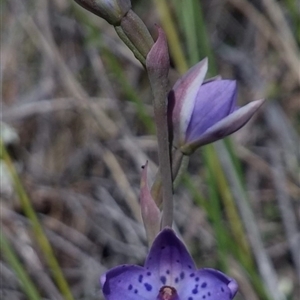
101,265 -> 160,299
177,268 -> 238,300
101,228 -> 238,300
144,228 -> 196,287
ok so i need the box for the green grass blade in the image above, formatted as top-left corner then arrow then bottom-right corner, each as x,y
154,0 -> 188,74
1,141 -> 74,300
0,231 -> 41,300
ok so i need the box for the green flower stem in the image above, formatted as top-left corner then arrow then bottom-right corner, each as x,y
173,153 -> 189,188
115,25 -> 146,65
147,59 -> 173,227
109,7 -> 179,228
112,8 -> 189,224
153,97 -> 173,228
0,141 -> 74,300
120,10 -> 154,61
151,148 -> 185,207
0,231 -> 42,300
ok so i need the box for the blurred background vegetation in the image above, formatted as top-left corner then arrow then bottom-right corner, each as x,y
1,0 -> 299,299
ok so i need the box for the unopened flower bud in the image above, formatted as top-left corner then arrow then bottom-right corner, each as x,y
168,58 -> 265,154
74,0 -> 131,25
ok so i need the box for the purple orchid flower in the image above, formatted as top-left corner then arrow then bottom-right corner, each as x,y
101,228 -> 238,299
168,58 -> 264,154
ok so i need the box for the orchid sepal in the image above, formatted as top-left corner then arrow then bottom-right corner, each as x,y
180,99 -> 265,155
168,58 -> 208,147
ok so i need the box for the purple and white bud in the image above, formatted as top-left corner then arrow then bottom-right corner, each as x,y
168,58 -> 264,154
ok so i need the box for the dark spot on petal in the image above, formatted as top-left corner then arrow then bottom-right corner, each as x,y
180,271 -> 185,279
144,283 -> 152,291
160,276 -> 166,284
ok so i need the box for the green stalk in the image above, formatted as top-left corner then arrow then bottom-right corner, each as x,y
285,0 -> 300,43
1,141 -> 74,300
154,0 -> 188,74
207,146 -> 252,263
0,232 -> 41,300
146,28 -> 173,228
151,148 -> 185,207
115,25 -> 146,65
203,147 -> 229,269
180,0 -> 199,65
152,89 -> 174,228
